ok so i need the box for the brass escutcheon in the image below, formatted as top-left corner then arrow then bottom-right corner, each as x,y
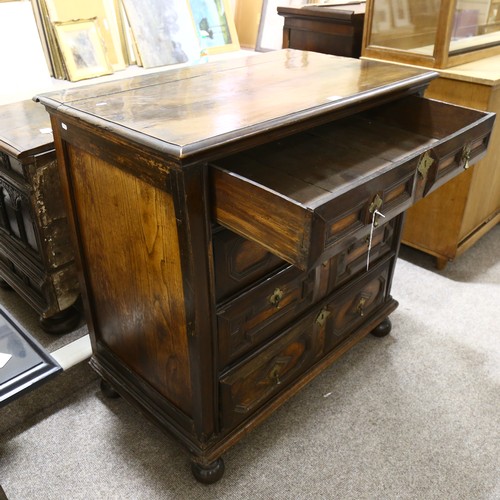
417,150 -> 434,179
315,307 -> 331,326
369,193 -> 383,214
369,194 -> 383,227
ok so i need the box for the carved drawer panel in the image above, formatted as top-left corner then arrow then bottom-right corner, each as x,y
213,227 -> 285,303
320,259 -> 390,353
0,177 -> 39,255
219,305 -> 324,430
210,95 -> 493,271
314,217 -> 398,301
217,264 -> 315,367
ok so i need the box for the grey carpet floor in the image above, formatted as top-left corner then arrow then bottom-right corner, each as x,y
0,226 -> 499,500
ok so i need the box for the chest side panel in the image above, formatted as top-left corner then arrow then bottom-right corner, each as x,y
67,144 -> 193,416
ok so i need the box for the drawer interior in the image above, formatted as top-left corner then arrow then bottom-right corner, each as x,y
211,95 -> 494,270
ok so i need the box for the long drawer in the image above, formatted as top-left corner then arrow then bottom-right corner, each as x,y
210,95 -> 494,271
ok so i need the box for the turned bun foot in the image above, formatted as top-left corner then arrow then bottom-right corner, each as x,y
371,318 -> 392,337
191,458 -> 225,484
100,379 -> 121,399
39,304 -> 81,334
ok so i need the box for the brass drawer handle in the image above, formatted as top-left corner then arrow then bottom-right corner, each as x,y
357,297 -> 367,317
269,365 -> 282,385
269,287 -> 284,308
461,144 -> 471,170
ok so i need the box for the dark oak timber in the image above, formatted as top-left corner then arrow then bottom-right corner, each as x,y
0,100 -> 80,332
36,50 -> 495,482
279,4 -> 365,58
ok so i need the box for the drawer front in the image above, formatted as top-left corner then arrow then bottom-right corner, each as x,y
417,129 -> 491,197
213,227 -> 285,303
219,307 -> 325,430
314,217 -> 397,301
217,265 -> 315,367
0,250 -> 46,314
317,163 -> 415,255
321,260 -> 390,352
365,96 -> 495,198
211,96 -> 493,272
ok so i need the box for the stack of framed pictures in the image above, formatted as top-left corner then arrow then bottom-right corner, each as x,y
30,0 -> 241,81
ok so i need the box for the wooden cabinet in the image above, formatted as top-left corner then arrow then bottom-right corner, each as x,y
0,100 -> 80,333
36,50 -> 494,483
278,3 -> 366,58
362,0 -> 500,68
393,56 -> 499,267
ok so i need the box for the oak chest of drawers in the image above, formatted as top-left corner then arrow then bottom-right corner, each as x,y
36,50 -> 494,482
0,100 -> 80,333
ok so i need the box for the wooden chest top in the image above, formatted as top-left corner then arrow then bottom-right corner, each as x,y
0,100 -> 53,159
37,50 -> 436,162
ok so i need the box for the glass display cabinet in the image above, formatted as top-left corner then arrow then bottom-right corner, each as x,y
362,0 -> 500,68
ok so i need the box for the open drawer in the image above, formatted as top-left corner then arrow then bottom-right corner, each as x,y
210,95 -> 494,271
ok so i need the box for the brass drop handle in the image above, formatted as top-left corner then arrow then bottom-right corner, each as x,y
269,365 -> 281,385
461,145 -> 471,170
269,288 -> 284,308
357,297 -> 367,317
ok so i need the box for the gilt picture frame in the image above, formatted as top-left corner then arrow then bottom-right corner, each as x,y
187,0 -> 240,55
53,18 -> 113,81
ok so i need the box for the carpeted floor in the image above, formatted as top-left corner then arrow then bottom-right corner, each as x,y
0,225 -> 498,500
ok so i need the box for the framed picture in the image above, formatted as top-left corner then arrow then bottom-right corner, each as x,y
121,0 -> 201,68
53,18 -> 113,81
256,0 -> 307,52
187,0 -> 240,54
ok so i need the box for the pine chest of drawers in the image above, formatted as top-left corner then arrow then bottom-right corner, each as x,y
36,50 -> 494,482
0,100 -> 80,333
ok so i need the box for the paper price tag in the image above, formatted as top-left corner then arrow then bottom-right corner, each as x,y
0,352 -> 13,369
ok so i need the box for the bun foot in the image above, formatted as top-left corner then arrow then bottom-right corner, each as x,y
39,305 -> 81,334
371,318 -> 392,338
100,379 -> 120,399
191,458 -> 225,484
